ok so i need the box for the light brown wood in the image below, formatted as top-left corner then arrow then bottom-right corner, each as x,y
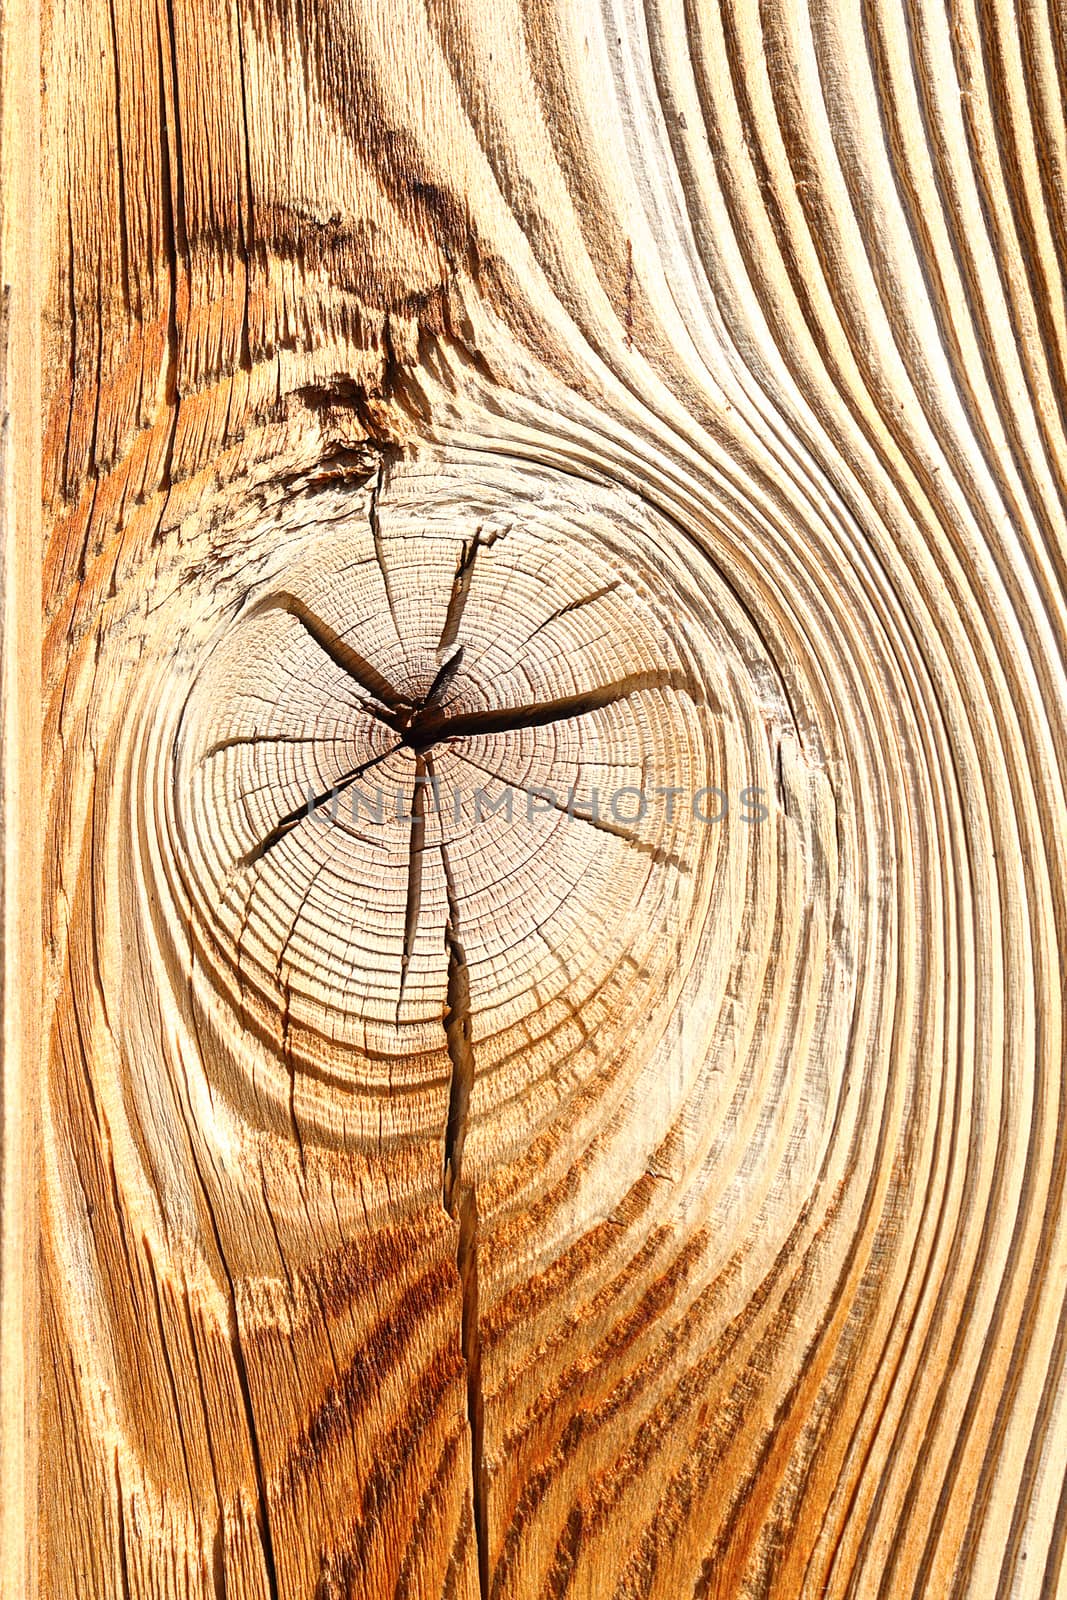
18,0 -> 1067,1596
0,0 -> 41,1595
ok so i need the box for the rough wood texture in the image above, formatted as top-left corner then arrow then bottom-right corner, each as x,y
32,0 -> 1067,1596
1,1 -> 41,1596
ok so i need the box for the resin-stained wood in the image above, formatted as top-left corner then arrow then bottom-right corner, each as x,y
25,0 -> 1067,1597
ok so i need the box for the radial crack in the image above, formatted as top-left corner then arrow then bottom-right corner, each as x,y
433,758 -> 489,1600
424,644 -> 465,709
370,455 -> 404,650
202,731 -> 339,760
524,580 -> 621,643
439,534 -> 481,656
452,749 -> 690,872
414,668 -> 695,747
397,753 -> 428,1010
440,866 -> 474,1211
252,592 -> 410,712
241,744 -> 401,867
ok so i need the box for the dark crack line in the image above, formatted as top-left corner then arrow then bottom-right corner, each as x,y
437,532 -> 557,711
424,643 -> 465,709
438,533 -> 481,656
454,1169 -> 487,1598
370,455 -> 405,652
240,743 -> 402,867
431,759 -> 489,1600
412,668 -> 696,748
438,818 -> 473,1209
252,591 -> 411,713
202,731 -> 344,760
176,914 -> 282,1600
524,580 -> 621,644
350,695 -> 410,735
397,753 -> 428,1012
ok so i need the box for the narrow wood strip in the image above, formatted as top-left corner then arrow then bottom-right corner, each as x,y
0,1 -> 41,1595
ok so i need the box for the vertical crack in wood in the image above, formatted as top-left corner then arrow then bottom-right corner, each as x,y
114,1454 -> 133,1600
175,959 -> 282,1600
433,757 -> 489,1600
397,753 -> 427,1011
153,0 -> 186,510
438,535 -> 480,657
369,454 -> 404,649
104,0 -> 131,311
218,1274 -> 282,1600
232,0 -> 255,373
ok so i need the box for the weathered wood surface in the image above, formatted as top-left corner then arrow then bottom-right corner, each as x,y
1,1 -> 41,1597
30,0 -> 1067,1596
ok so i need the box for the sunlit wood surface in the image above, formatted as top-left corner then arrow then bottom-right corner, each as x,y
24,0 -> 1067,1595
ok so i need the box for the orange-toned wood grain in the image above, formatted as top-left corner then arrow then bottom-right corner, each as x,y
26,1 -> 1067,1597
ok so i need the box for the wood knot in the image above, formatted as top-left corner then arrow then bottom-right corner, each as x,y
161,459 -> 743,1162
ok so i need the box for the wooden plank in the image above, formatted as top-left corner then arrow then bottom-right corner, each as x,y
0,1 -> 41,1597
28,0 -> 1067,1596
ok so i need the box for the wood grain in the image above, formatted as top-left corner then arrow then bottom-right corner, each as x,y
28,0 -> 1067,1596
1,1 -> 41,1596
